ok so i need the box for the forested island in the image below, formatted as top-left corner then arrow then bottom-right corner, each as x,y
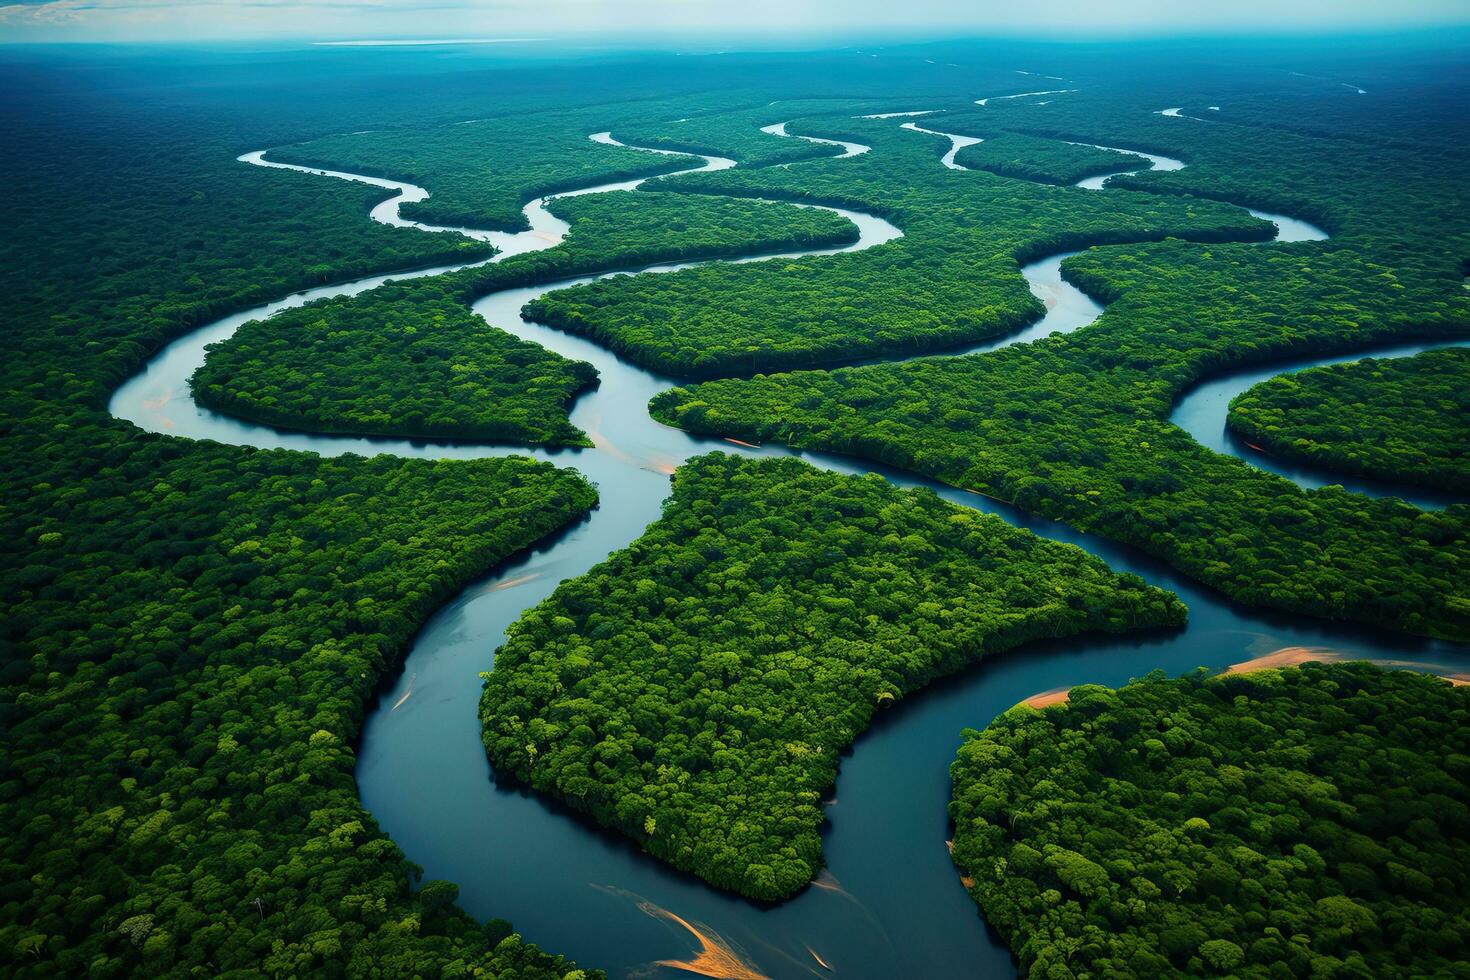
950,129 -> 1147,185
523,154 -> 1272,378
3,32 -> 1468,980
1227,349 -> 1470,493
949,663 -> 1470,977
648,105 -> 1470,638
481,453 -> 1184,900
1,56 -> 602,977
192,191 -> 854,445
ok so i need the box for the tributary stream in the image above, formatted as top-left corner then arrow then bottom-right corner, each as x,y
109,113 -> 1467,979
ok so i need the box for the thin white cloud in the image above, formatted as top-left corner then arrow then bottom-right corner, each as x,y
3,0 -> 1469,41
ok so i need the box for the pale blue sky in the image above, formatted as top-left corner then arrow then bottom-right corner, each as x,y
2,0 -> 1468,44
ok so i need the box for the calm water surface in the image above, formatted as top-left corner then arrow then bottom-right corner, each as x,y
109,118 -> 1468,979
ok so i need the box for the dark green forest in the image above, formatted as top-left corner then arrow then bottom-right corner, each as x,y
1227,349 -> 1470,492
949,128 -> 1148,185
269,96 -> 895,231
195,275 -> 600,445
192,190 -> 855,444
524,127 -> 1272,377
0,52 -> 637,979
480,453 -> 1184,900
1,47 -> 1143,975
648,89 -> 1470,639
274,112 -> 696,231
4,35 -> 1469,979
950,663 -> 1470,977
4,447 -> 595,976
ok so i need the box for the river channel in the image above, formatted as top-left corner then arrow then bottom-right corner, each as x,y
109,112 -> 1467,979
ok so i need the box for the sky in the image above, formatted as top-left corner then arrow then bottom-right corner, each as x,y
2,0 -> 1468,45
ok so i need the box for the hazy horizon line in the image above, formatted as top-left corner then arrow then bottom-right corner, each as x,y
5,22 -> 1470,49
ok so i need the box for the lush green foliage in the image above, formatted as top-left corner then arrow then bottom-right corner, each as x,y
0,49 -> 1026,975
274,98 -> 890,231
949,663 -> 1470,978
276,114 -> 697,231
4,447 -> 596,976
0,59 -> 614,978
526,114 -> 1271,377
480,453 -> 1185,900
5,120 -> 491,416
192,190 -> 853,444
649,91 -> 1470,639
194,275 -> 598,445
611,103 -> 843,168
652,243 -> 1470,639
1228,349 -> 1470,492
950,130 -> 1146,185
7,40 -> 1470,975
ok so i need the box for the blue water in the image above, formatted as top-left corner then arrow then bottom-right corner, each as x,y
109,119 -> 1467,979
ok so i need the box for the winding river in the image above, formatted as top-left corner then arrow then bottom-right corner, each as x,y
110,113 -> 1468,979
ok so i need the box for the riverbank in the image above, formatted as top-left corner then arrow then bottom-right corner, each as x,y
106,107 -> 1470,979
1016,646 -> 1470,711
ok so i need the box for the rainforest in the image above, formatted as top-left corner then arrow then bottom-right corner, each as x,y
2,24 -> 1468,980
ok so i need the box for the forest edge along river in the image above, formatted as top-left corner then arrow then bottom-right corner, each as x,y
108,108 -> 1469,979
886,108 -> 1463,509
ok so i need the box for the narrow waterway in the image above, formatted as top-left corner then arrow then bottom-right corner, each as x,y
891,115 -> 1465,509
900,120 -> 982,169
760,121 -> 869,161
109,114 -> 1468,979
1171,336 -> 1468,512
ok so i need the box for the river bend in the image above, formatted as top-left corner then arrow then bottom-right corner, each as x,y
109,114 -> 1468,979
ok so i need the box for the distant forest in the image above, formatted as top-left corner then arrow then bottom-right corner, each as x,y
3,36 -> 1468,979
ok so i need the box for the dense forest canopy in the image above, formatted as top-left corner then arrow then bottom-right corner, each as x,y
2,49 -> 859,979
524,120 -> 1273,378
948,129 -> 1150,186
1,47 -> 1147,975
648,81 -> 1470,639
0,71 -> 617,979
192,191 -> 855,444
1227,349 -> 1470,493
949,663 -> 1470,977
480,453 -> 1184,900
3,35 -> 1468,979
3,447 -> 596,976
